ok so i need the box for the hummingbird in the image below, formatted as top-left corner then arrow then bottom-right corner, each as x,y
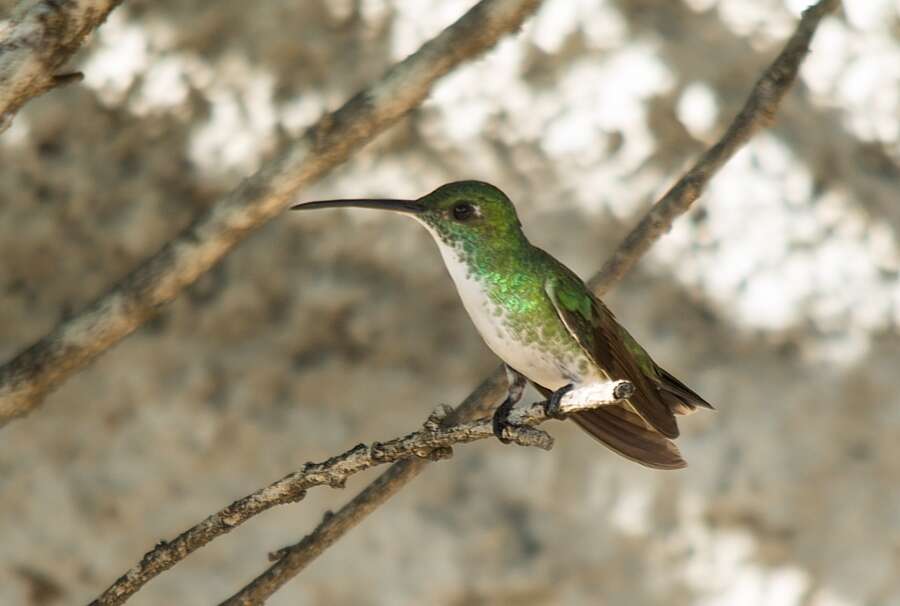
292,181 -> 712,469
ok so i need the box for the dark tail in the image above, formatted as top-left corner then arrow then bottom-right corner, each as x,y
571,407 -> 687,470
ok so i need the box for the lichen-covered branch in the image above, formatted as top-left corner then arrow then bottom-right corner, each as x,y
221,1 -> 840,603
89,381 -> 633,606
0,0 -> 544,426
0,0 -> 121,132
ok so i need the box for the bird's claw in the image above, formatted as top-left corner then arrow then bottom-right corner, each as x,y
544,383 -> 574,419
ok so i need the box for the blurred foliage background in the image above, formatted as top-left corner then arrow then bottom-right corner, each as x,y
1,0 -> 898,604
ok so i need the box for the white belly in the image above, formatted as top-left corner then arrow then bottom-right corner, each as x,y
431,239 -> 573,390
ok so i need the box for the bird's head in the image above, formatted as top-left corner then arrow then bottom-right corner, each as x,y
291,180 -> 525,249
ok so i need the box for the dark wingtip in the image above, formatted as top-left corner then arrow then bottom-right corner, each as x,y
656,367 -> 715,414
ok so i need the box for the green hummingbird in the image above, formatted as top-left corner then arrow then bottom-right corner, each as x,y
292,181 -> 712,469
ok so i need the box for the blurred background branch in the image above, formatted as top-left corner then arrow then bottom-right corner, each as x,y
0,0 -> 542,426
0,0 -> 122,132
591,0 -> 837,293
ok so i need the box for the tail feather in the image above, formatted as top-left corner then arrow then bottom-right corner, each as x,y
571,408 -> 687,470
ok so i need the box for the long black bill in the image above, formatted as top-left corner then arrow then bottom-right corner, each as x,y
290,199 -> 425,215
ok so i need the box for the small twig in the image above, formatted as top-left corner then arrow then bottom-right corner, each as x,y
89,382 -> 632,606
220,1 -> 840,603
0,0 -> 121,133
0,0 -> 544,426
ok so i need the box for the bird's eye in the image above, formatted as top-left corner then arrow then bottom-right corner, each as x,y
452,202 -> 476,221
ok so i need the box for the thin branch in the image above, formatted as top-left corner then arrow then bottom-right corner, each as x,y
0,0 -> 120,133
219,386 -> 636,606
0,0 -> 544,426
221,1 -> 841,603
218,366 -> 510,605
591,0 -> 841,295
90,382 -> 634,606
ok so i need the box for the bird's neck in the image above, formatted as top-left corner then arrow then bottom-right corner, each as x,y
433,229 -> 534,283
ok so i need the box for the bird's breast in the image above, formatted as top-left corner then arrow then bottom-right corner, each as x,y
431,238 -> 593,390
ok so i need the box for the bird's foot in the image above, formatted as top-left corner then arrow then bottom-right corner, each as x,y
544,383 -> 575,419
492,396 -> 517,444
492,366 -> 528,444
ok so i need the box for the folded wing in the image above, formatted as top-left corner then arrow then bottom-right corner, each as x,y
544,273 -> 680,439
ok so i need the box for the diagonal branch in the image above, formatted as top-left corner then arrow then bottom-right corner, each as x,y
591,0 -> 840,294
220,1 -> 840,603
89,381 -> 634,606
0,0 -> 121,133
0,0 -> 544,426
